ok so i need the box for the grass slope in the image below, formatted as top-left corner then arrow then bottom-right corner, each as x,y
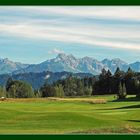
0,95 -> 140,134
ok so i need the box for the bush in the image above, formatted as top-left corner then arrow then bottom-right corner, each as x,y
6,79 -> 34,98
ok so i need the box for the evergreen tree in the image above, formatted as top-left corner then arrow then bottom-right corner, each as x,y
114,67 -> 122,78
112,67 -> 124,94
77,80 -> 84,96
118,82 -> 123,99
0,86 -> 6,97
59,84 -> 64,98
126,67 -> 135,78
84,86 -> 92,96
124,67 -> 135,94
99,68 -> 107,80
106,70 -> 112,94
40,84 -> 55,97
134,79 -> 140,97
122,83 -> 127,98
34,90 -> 42,98
6,77 -> 13,91
117,82 -> 127,99
54,84 -> 64,98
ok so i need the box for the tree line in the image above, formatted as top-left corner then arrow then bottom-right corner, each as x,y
0,67 -> 140,99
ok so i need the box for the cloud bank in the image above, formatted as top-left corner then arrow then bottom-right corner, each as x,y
0,6 -> 140,51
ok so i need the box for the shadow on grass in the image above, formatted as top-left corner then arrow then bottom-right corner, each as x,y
96,104 -> 140,111
112,96 -> 140,102
127,120 -> 140,123
115,104 -> 140,109
96,97 -> 140,110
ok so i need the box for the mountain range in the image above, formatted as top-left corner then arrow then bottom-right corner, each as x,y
0,53 -> 140,75
0,58 -> 29,74
0,71 -> 93,89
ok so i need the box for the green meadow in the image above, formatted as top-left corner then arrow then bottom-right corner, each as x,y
0,95 -> 140,134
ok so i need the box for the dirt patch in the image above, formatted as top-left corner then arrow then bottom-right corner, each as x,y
48,97 -> 107,104
71,125 -> 140,134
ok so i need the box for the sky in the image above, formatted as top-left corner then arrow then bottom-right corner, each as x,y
0,6 -> 140,64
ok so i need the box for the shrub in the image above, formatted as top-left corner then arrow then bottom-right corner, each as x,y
6,79 -> 34,98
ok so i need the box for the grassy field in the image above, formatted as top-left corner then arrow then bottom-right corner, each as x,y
0,95 -> 140,134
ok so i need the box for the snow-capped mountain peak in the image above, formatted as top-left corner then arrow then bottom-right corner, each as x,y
0,53 -> 140,75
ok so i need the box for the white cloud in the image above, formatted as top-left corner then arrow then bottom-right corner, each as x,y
0,6 -> 140,51
20,6 -> 140,21
48,48 -> 64,54
0,23 -> 140,50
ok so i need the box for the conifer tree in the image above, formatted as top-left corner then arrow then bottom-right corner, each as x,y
118,82 -> 123,99
118,82 -> 127,99
122,83 -> 127,98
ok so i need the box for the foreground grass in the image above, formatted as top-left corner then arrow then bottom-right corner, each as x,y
0,95 -> 140,134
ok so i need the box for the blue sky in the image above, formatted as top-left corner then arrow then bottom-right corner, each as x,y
0,6 -> 140,64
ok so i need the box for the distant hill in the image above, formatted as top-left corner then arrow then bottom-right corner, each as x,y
0,58 -> 29,74
0,71 -> 93,89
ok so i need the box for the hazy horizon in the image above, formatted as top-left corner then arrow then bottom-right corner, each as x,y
0,6 -> 140,64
